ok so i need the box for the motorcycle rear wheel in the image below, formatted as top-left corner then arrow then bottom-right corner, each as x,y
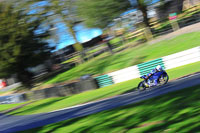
137,81 -> 147,91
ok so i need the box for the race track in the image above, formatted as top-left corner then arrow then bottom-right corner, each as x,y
0,73 -> 200,132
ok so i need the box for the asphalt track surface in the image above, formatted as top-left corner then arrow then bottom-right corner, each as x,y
0,73 -> 200,132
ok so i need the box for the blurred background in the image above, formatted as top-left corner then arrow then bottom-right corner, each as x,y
1,1 -> 200,132
0,0 -> 199,94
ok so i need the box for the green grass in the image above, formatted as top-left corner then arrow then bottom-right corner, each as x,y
109,37 -> 121,44
22,84 -> 200,133
167,61 -> 200,79
0,102 -> 28,112
4,61 -> 200,115
45,32 -> 200,84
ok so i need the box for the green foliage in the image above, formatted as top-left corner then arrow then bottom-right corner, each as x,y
0,3 -> 53,87
76,0 -> 131,28
76,0 -> 154,28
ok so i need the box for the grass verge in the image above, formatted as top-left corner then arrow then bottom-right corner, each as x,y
21,84 -> 200,133
0,102 -> 29,112
3,61 -> 200,115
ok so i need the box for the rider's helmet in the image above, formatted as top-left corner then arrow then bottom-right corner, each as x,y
156,65 -> 162,71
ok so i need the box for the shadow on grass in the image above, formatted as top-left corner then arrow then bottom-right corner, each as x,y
83,88 -> 126,104
121,87 -> 137,94
23,85 -> 200,133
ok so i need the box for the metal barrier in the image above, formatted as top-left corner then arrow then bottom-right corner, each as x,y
95,75 -> 114,88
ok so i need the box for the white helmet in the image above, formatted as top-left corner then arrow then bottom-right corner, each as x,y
156,65 -> 162,71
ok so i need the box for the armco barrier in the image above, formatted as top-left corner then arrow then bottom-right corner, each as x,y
96,46 -> 200,87
95,75 -> 114,88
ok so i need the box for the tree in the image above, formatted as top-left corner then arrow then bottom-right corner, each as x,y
50,0 -> 85,61
77,0 -> 131,29
77,0 -> 154,28
13,0 -> 85,62
0,3 -> 53,88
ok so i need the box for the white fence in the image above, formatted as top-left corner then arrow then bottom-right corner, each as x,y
107,65 -> 140,83
163,46 -> 200,70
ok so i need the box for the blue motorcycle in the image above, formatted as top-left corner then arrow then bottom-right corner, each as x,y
137,70 -> 169,91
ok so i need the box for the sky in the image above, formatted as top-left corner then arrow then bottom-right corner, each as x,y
55,24 -> 102,50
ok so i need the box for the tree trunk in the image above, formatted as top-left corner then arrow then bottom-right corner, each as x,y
66,21 -> 85,63
17,69 -> 33,89
137,0 -> 150,27
59,12 -> 85,63
53,1 -> 85,63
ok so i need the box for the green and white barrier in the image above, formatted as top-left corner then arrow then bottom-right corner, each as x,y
137,58 -> 165,76
163,46 -> 200,70
95,75 -> 114,88
95,46 -> 200,88
107,65 -> 140,83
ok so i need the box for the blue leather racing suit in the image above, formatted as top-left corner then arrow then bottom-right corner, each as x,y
147,69 -> 159,86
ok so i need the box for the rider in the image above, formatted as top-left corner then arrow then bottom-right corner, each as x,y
145,65 -> 163,86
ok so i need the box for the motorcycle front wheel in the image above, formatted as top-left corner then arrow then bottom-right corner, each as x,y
159,74 -> 169,85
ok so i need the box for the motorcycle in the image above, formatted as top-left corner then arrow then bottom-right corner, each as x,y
137,70 -> 169,91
